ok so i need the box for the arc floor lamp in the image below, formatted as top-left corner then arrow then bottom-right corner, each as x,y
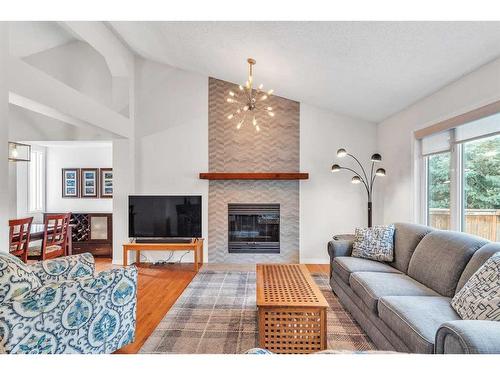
331,148 -> 386,227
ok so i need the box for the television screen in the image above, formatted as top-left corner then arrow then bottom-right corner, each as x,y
129,195 -> 202,238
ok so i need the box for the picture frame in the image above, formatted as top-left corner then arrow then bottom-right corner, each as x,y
100,168 -> 113,198
80,168 -> 99,198
62,168 -> 80,198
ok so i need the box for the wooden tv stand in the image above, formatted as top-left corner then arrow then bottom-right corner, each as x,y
122,238 -> 204,272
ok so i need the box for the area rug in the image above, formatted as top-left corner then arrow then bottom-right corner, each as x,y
139,270 -> 376,354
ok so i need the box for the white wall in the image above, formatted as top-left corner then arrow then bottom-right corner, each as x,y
377,57 -> 500,225
112,138 -> 135,264
131,58 -> 209,263
45,143 -> 113,213
300,103 -> 378,263
0,24 -> 9,250
12,143 -> 112,225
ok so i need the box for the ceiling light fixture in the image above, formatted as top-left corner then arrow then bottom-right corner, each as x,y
226,58 -> 274,132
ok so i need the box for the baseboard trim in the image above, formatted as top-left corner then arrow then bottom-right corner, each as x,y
300,257 -> 330,264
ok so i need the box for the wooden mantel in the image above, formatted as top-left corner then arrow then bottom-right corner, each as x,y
199,172 -> 309,180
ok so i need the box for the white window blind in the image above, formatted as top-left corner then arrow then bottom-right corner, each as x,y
421,130 -> 451,156
455,112 -> 500,144
28,149 -> 44,212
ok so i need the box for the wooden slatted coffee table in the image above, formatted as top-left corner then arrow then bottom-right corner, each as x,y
256,264 -> 329,354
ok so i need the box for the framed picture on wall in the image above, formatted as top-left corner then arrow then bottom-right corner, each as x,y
100,168 -> 113,198
80,168 -> 99,198
62,168 -> 80,198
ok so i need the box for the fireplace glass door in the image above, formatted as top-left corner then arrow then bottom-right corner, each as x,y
228,204 -> 280,253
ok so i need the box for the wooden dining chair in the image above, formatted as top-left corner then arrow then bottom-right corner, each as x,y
28,213 -> 71,261
9,217 -> 33,263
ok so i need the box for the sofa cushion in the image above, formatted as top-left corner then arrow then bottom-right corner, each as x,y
0,253 -> 42,304
349,272 -> 439,313
378,296 -> 460,353
451,252 -> 500,321
332,257 -> 401,285
352,225 -> 395,262
390,222 -> 433,273
407,230 -> 488,297
456,242 -> 500,294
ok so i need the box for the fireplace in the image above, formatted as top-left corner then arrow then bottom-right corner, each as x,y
228,204 -> 280,253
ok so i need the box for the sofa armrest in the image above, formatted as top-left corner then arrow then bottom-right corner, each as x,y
29,253 -> 96,284
435,320 -> 500,354
0,265 -> 137,354
328,234 -> 355,259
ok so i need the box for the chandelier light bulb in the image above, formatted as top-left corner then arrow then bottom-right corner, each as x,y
227,58 -> 275,132
376,168 -> 386,177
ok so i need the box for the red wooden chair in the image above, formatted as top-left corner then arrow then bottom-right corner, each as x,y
28,213 -> 71,261
9,217 -> 33,263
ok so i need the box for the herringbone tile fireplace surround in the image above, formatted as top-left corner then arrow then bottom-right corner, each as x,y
208,77 -> 300,263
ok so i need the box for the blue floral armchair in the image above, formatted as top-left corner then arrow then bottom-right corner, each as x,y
0,252 -> 137,354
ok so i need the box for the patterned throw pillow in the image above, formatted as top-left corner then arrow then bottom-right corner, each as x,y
0,253 -> 42,303
451,252 -> 500,321
351,225 -> 395,262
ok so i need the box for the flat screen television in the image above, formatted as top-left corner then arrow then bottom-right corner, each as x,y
129,195 -> 202,239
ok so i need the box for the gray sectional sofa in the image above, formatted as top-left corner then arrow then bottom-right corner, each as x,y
328,222 -> 500,354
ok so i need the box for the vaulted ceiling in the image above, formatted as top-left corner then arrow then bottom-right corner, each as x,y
10,21 -> 76,57
10,21 -> 500,123
109,21 -> 500,122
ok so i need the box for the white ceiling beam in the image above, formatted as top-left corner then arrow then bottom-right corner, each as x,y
60,21 -> 133,78
8,92 -> 118,138
9,57 -> 132,138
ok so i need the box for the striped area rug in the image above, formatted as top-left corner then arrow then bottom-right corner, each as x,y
140,270 -> 375,354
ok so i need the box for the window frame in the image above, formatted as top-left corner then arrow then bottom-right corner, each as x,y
420,126 -> 499,234
422,149 -> 453,230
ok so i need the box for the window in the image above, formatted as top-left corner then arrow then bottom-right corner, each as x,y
421,112 -> 500,241
28,149 -> 45,212
462,134 -> 500,240
427,152 -> 451,230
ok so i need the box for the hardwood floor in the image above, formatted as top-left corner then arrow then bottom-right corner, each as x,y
305,264 -> 329,276
95,259 -> 197,354
94,259 -> 329,354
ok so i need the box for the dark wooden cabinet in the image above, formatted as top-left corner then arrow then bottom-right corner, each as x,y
45,213 -> 112,257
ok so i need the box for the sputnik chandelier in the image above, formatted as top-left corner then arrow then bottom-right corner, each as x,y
226,58 -> 274,132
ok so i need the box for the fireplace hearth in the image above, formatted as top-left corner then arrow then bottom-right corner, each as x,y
228,203 -> 280,254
